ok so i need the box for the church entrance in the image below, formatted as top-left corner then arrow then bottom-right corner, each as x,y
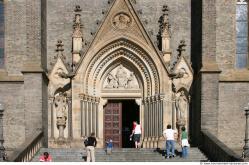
103,99 -> 140,148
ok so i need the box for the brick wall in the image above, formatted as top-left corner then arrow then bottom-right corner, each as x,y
5,0 -> 26,75
216,0 -> 236,72
46,0 -> 191,70
24,73 -> 43,138
201,73 -> 219,135
218,82 -> 249,149
0,82 -> 25,150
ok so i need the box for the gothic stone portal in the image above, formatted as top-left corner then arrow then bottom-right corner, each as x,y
47,0 -> 193,149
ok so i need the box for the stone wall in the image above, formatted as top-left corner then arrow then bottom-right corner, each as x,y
5,0 -> 26,75
24,73 -> 43,138
218,82 -> 249,150
216,0 -> 236,73
201,73 -> 219,135
46,0 -> 191,71
0,82 -> 25,150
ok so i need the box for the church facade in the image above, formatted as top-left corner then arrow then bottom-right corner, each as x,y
0,0 -> 248,156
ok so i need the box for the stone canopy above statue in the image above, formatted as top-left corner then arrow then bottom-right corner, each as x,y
103,64 -> 140,90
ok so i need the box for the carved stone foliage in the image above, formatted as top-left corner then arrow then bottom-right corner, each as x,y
48,40 -> 70,97
103,64 -> 139,89
112,12 -> 132,30
171,41 -> 193,92
172,63 -> 193,92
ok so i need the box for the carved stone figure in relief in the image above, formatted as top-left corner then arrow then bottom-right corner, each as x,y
175,91 -> 188,124
106,73 -> 118,88
127,72 -> 137,89
113,13 -> 132,29
116,64 -> 128,88
54,68 -> 65,80
54,92 -> 68,140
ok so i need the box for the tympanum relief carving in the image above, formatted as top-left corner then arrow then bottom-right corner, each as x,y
104,64 -> 139,89
112,13 -> 132,30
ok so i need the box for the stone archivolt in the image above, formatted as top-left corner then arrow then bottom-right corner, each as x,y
84,39 -> 160,96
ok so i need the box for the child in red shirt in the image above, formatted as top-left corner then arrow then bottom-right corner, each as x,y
39,152 -> 52,162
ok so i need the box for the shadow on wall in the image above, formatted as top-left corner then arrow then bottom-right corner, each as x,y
189,0 -> 202,146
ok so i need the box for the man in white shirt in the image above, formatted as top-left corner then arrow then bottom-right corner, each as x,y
132,121 -> 142,148
163,124 -> 177,159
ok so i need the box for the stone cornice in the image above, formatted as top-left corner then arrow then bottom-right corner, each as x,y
0,69 -> 24,82
219,69 -> 249,82
200,61 -> 221,73
21,63 -> 44,73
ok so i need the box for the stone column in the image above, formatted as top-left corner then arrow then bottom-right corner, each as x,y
96,98 -> 100,138
243,105 -> 249,158
80,99 -> 84,137
67,97 -> 72,139
85,96 -> 89,136
143,98 -> 148,148
0,103 -> 5,161
49,97 -> 54,139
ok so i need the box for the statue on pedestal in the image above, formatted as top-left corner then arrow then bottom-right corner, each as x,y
175,91 -> 188,125
54,92 -> 68,141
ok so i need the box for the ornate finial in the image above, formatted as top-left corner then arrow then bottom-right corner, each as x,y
177,40 -> 186,58
56,40 -> 64,52
56,40 -> 65,59
73,5 -> 83,38
162,5 -> 169,14
74,5 -> 82,12
161,5 -> 171,38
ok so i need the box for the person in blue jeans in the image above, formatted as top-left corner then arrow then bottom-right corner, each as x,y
106,139 -> 113,155
181,126 -> 189,158
163,124 -> 177,159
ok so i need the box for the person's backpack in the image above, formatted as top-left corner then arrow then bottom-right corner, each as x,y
84,138 -> 88,146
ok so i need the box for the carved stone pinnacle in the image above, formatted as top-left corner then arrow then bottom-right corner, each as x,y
74,5 -> 82,12
56,40 -> 64,53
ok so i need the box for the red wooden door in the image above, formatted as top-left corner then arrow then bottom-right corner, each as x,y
104,102 -> 122,148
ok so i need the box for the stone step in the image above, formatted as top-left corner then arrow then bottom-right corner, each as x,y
32,147 -> 208,162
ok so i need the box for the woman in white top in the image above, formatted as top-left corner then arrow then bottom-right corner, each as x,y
132,121 -> 142,148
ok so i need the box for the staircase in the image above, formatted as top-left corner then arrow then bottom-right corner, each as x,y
32,147 -> 208,162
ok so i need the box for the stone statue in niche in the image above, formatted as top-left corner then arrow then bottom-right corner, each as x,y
116,64 -> 128,88
175,91 -> 188,124
54,92 -> 68,141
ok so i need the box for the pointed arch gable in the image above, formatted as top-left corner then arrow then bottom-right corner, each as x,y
80,39 -> 162,97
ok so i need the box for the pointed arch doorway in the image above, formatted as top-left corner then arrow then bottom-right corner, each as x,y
103,99 -> 140,148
